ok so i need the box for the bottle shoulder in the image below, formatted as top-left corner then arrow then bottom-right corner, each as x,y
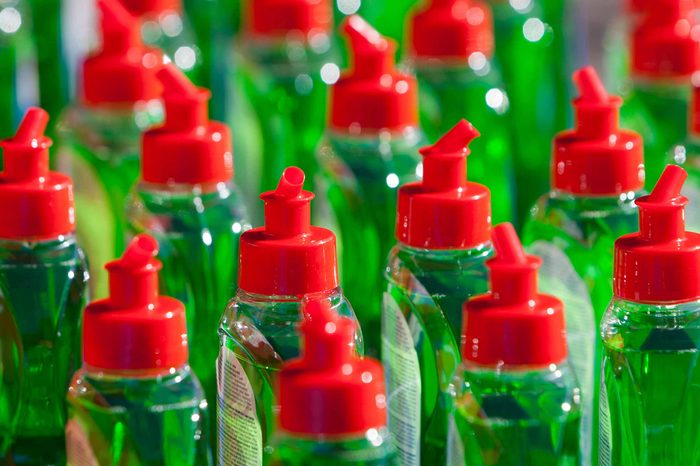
386,243 -> 493,283
602,298 -> 700,339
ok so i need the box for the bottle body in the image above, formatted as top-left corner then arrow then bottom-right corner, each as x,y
126,181 -> 250,418
668,137 -> 700,232
0,235 -> 88,464
269,428 -> 399,466
449,361 -> 582,466
66,365 -> 212,465
56,102 -> 163,298
600,298 -> 700,465
217,289 -> 360,465
383,244 -> 492,466
413,60 -> 515,224
316,129 -> 423,355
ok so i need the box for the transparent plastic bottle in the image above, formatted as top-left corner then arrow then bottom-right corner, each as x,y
406,0 -> 515,224
599,165 -> 700,466
449,223 -> 582,466
56,0 -> 163,299
66,235 -> 212,464
270,299 -> 398,466
317,15 -> 424,355
522,66 -> 645,463
126,64 -> 250,440
217,167 -> 361,465
0,108 -> 88,465
382,120 -> 493,466
601,0 -> 645,93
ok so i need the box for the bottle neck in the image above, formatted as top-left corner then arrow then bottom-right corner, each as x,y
0,234 -> 80,263
83,364 -> 190,382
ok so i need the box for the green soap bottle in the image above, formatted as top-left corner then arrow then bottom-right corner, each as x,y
0,108 -> 88,465
217,167 -> 361,465
66,235 -> 212,464
406,0 -> 515,224
270,299 -> 398,466
56,0 -> 163,299
126,64 -> 250,444
450,223 -> 582,465
600,165 -> 700,465
317,15 -> 423,355
383,120 -> 493,466
620,0 -> 699,188
522,66 -> 645,464
488,0 -> 565,220
667,81 -> 700,232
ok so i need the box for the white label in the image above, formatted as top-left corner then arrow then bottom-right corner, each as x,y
382,293 -> 421,466
598,360 -> 612,466
65,418 -> 99,466
446,415 -> 466,466
216,346 -> 263,466
529,241 -> 596,466
683,182 -> 700,233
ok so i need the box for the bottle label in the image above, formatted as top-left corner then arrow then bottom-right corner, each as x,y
65,418 -> 99,466
599,360 -> 612,466
683,182 -> 700,233
216,345 -> 263,466
528,241 -> 596,466
446,415 -> 466,466
382,292 -> 422,466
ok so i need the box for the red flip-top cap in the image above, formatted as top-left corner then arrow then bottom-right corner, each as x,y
396,119 -> 491,249
463,223 -> 568,367
118,0 -> 182,15
238,167 -> 338,296
141,64 -> 233,186
631,0 -> 700,78
553,66 -> 645,195
0,108 -> 75,240
279,299 -> 386,436
410,0 -> 494,60
330,16 -> 418,132
83,235 -> 189,373
614,165 -> 700,303
82,0 -> 162,105
245,0 -> 332,38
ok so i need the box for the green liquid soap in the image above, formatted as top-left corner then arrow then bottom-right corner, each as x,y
382,120 -> 493,466
0,108 -> 89,465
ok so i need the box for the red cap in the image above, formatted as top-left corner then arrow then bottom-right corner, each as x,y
82,0 -> 162,105
0,108 -> 75,240
691,79 -> 700,135
410,0 -> 494,60
118,0 -> 182,15
83,235 -> 189,373
614,165 -> 700,303
238,167 -> 338,296
141,64 -> 233,186
631,0 -> 700,78
553,66 -> 645,195
463,223 -> 568,367
396,119 -> 491,249
245,0 -> 332,38
278,299 -> 386,436
330,16 -> 418,132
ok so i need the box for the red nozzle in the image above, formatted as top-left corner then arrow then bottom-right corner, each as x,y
246,0 -> 332,38
118,0 -> 182,15
344,15 -> 395,79
158,64 -> 209,131
420,119 -> 479,191
238,167 -> 338,296
1,108 -> 50,183
638,164 -> 688,242
488,223 -> 540,305
98,0 -> 141,55
106,234 -> 161,309
574,66 -> 609,103
278,298 -> 386,436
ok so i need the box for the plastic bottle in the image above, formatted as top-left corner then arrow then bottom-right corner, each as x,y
602,0 -> 645,93
0,108 -> 88,465
270,299 -> 398,465
599,165 -> 700,465
522,65 -> 644,463
406,0 -> 515,224
668,80 -> 700,232
317,15 -> 423,355
620,0 -> 700,188
126,63 -> 250,438
450,223 -> 582,465
217,167 -> 360,465
66,234 -> 212,464
56,0 -> 163,299
382,119 -> 493,466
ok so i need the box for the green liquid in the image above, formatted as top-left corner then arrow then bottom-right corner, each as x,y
451,363 -> 582,465
269,428 -> 399,466
414,60 -> 516,224
316,130 -> 423,356
0,236 -> 88,465
66,366 -> 212,464
600,298 -> 700,466
668,137 -> 700,233
383,244 -> 491,466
